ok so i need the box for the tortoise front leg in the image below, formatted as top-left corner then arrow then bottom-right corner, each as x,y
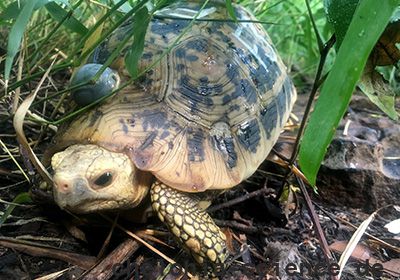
150,181 -> 228,265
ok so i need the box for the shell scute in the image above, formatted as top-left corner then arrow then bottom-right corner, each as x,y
210,122 -> 237,169
260,103 -> 278,139
186,127 -> 206,163
237,119 -> 262,153
150,19 -> 190,37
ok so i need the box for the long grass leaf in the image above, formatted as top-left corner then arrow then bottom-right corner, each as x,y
76,0 -> 145,64
81,22 -> 104,58
0,1 -> 24,20
45,2 -> 88,35
0,0 -> 48,21
298,0 -> 399,185
125,5 -> 150,78
69,0 -> 130,61
4,0 -> 39,81
225,0 -> 238,22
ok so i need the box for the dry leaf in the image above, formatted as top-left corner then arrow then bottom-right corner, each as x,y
382,259 -> 400,277
329,240 -> 372,261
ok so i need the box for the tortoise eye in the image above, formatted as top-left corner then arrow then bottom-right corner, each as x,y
93,172 -> 113,188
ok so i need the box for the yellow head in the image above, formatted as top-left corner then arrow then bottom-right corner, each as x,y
51,144 -> 151,212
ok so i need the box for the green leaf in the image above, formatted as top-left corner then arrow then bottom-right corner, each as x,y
299,0 -> 399,185
4,0 -> 39,81
0,0 -> 49,21
0,192 -> 32,226
125,5 -> 150,78
45,2 -> 88,35
324,0 -> 359,47
1,1 -> 24,20
225,0 -> 237,22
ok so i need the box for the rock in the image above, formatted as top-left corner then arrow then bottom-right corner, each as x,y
317,94 -> 400,211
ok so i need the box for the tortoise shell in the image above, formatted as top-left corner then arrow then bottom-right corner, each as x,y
54,1 -> 296,193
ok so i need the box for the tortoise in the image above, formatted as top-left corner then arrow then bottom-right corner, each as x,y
48,1 -> 297,266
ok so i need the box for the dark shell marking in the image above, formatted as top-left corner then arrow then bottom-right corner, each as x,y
58,1 -> 296,192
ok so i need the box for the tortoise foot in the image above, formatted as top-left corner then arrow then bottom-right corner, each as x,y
150,181 -> 228,265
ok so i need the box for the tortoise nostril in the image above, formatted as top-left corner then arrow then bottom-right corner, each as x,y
62,183 -> 69,191
53,176 -> 73,193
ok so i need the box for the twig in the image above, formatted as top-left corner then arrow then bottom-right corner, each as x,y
82,239 -> 140,280
99,214 -> 194,277
0,237 -> 96,270
295,175 -> 336,280
97,213 -> 119,259
305,0 -> 323,51
214,219 -> 260,234
231,232 -> 267,262
208,187 -> 273,213
0,168 -> 24,180
313,202 -> 340,228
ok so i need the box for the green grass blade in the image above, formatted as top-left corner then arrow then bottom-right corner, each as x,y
0,0 -> 48,21
0,1 -> 25,20
45,2 -> 88,35
74,0 -> 142,65
4,0 -> 40,81
0,192 -> 32,226
298,0 -> 399,185
225,0 -> 238,22
125,5 -> 151,78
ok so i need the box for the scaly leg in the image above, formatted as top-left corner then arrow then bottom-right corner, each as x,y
150,181 -> 228,265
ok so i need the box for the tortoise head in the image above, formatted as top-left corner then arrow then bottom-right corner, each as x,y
51,144 -> 151,213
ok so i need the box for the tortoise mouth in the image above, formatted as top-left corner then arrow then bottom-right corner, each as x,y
53,189 -> 132,213
62,199 -> 128,213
